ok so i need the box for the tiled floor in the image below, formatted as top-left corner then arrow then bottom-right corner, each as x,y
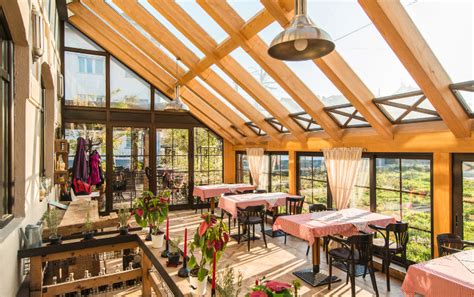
145,209 -> 405,297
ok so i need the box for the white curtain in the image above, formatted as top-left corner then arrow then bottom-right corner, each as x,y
322,147 -> 363,210
246,148 -> 265,189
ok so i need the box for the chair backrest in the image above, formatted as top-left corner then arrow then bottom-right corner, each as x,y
386,222 -> 409,250
237,205 -> 265,219
309,203 -> 327,213
437,233 -> 464,256
238,189 -> 254,194
254,189 -> 267,194
286,196 -> 305,215
223,192 -> 238,196
347,233 -> 374,264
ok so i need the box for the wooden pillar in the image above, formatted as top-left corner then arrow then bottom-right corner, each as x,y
433,152 -> 452,257
288,150 -> 297,195
223,140 -> 235,183
141,252 -> 152,297
29,256 -> 43,297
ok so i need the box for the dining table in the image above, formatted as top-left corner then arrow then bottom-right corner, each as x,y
402,249 -> 474,297
192,183 -> 256,214
273,208 -> 396,287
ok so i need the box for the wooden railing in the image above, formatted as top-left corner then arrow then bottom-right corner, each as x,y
18,234 -> 184,297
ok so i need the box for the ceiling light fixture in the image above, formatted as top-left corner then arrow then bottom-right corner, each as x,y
268,0 -> 335,61
165,58 -> 189,112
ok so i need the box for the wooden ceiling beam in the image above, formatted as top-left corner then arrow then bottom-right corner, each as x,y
67,3 -> 242,144
149,0 -> 307,142
198,0 -> 341,141
359,0 -> 470,138
260,0 -> 393,140
114,0 -> 284,141
83,0 -> 255,138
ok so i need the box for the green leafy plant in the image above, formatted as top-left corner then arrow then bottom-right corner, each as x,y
169,237 -> 182,255
216,265 -> 243,297
84,212 -> 94,233
132,191 -> 169,235
44,208 -> 60,239
188,213 -> 229,282
117,206 -> 131,229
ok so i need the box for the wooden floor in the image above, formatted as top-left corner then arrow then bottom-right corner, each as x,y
144,209 -> 404,297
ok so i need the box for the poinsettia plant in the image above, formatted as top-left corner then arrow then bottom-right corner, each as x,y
132,191 -> 169,235
245,277 -> 301,297
188,213 -> 229,282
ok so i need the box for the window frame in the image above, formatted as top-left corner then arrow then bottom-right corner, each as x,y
296,152 -> 332,208
193,127 -> 224,186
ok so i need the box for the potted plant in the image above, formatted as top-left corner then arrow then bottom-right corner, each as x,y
168,237 -> 182,265
188,213 -> 229,296
44,208 -> 61,245
117,206 -> 131,235
133,191 -> 169,249
216,265 -> 243,297
83,212 -> 94,241
245,277 -> 301,297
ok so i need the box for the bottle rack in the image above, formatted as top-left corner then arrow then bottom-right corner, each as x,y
54,139 -> 69,185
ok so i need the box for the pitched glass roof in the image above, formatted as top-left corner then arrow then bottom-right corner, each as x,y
230,47 -> 304,113
227,1 -> 264,21
137,0 -> 205,59
308,0 -> 419,97
65,22 -> 103,51
402,0 -> 473,83
210,64 -> 272,118
176,1 -> 228,43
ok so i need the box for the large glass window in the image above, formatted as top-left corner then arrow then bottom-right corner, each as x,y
350,157 -> 370,210
156,128 -> 189,205
270,154 -> 289,193
64,23 -> 104,52
65,51 -> 106,107
0,21 -> 12,226
236,153 -> 251,184
194,128 -> 223,186
110,57 -> 151,109
297,153 -> 328,205
375,157 -> 432,262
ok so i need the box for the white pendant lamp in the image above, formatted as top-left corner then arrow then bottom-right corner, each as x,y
165,58 -> 189,112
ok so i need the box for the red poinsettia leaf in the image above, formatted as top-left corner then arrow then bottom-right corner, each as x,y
265,281 -> 291,292
249,291 -> 267,297
198,221 -> 208,237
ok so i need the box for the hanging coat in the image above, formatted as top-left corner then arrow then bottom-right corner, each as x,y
88,151 -> 102,186
72,137 -> 89,182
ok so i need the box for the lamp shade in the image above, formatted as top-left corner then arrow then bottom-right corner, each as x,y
268,0 -> 335,61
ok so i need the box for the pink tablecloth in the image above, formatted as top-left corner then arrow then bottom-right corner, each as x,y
193,184 -> 256,201
273,208 -> 396,245
218,192 -> 290,218
402,250 -> 474,297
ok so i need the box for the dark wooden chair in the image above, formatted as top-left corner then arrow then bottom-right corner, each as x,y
437,233 -> 474,256
237,205 -> 267,251
369,221 -> 409,291
306,203 -> 335,259
238,189 -> 255,194
253,189 -> 268,194
220,192 -> 238,228
328,233 -> 379,297
280,196 -> 305,244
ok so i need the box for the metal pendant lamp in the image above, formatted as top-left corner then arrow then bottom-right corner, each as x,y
268,0 -> 335,61
165,58 -> 189,112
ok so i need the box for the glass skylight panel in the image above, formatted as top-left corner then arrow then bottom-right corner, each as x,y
230,47 -> 304,113
138,0 -> 205,59
308,0 -> 418,97
458,91 -> 474,114
176,1 -> 228,43
402,0 -> 473,83
65,23 -> 103,51
210,64 -> 272,118
227,1 -> 264,21
194,77 -> 250,122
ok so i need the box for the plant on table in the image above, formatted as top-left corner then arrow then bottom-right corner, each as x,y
133,191 -> 169,248
83,212 -> 95,240
117,206 -> 131,235
216,265 -> 243,297
245,277 -> 301,297
44,208 -> 61,244
168,236 -> 183,265
188,213 -> 229,289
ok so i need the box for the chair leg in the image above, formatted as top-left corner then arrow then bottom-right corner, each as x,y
386,254 -> 391,292
328,257 -> 333,291
233,218 -> 236,228
363,265 -> 368,279
306,245 -> 310,256
228,215 -> 231,230
247,224 -> 251,252
261,222 -> 267,248
252,225 -> 255,242
346,264 -> 350,285
237,222 -> 241,244
350,262 -> 356,297
284,232 -> 287,245
369,262 -> 379,297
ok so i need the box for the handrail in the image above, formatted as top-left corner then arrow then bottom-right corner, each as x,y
18,234 -> 184,297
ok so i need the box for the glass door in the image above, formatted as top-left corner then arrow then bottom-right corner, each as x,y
112,126 -> 150,210
453,154 -> 474,241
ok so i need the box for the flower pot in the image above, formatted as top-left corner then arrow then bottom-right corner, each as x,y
189,273 -> 208,296
83,231 -> 94,241
151,232 -> 165,249
119,227 -> 129,236
49,235 -> 62,245
168,252 -> 180,265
